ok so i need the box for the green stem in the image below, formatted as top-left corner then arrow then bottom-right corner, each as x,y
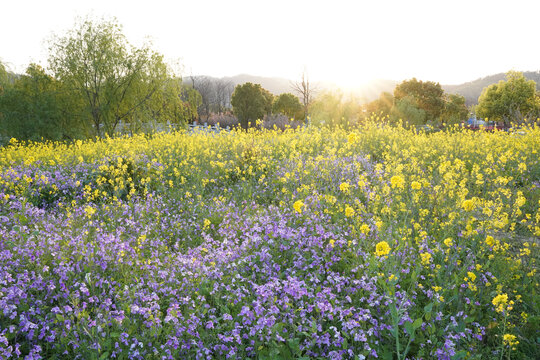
499,312 -> 507,360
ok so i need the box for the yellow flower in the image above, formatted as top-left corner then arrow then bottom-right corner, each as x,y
339,182 -> 350,192
390,175 -> 405,189
492,293 -> 513,313
485,235 -> 495,247
411,181 -> 421,190
375,241 -> 391,257
203,218 -> 211,229
329,239 -> 335,248
293,200 -> 304,214
467,272 -> 476,282
503,334 -> 519,347
443,238 -> 453,247
347,133 -> 356,143
420,252 -> 432,265
462,199 -> 475,211
344,206 -> 355,217
360,224 -> 370,235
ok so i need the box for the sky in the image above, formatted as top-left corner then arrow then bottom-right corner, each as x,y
1,0 -> 539,87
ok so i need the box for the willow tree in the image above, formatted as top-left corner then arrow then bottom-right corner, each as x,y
48,17 -> 169,137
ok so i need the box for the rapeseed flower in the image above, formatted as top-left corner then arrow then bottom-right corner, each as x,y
339,182 -> 350,192
293,200 -> 304,214
492,293 -> 514,313
375,241 -> 391,257
390,175 -> 405,189
462,199 -> 475,211
420,252 -> 432,265
503,334 -> 519,347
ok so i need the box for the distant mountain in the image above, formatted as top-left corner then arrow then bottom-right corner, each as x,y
222,74 -> 294,95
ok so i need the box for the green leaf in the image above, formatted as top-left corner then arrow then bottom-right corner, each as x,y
404,321 -> 414,335
413,318 -> 423,330
99,352 -> 110,360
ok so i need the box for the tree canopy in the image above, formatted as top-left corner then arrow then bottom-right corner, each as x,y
310,91 -> 362,128
48,17 -> 172,137
0,64 -> 86,141
476,71 -> 539,124
231,83 -> 270,129
441,93 -> 468,125
364,82 -> 468,126
394,78 -> 445,123
272,93 -> 304,120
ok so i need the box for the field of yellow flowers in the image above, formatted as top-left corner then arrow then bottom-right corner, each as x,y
0,123 -> 539,359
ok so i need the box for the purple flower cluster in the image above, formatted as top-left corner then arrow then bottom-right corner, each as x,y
0,145 -> 531,360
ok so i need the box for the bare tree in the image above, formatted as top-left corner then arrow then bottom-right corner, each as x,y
193,76 -> 215,121
214,79 -> 234,114
291,70 -> 317,120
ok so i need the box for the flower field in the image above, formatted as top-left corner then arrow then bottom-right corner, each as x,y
0,123 -> 539,359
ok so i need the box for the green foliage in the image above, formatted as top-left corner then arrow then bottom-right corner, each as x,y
365,82 -> 467,126
0,61 -> 9,89
135,78 -> 201,132
48,16 -> 170,137
231,83 -> 269,128
390,96 -> 427,125
476,71 -> 539,124
364,92 -> 394,117
0,64 -> 87,141
261,87 -> 274,116
272,93 -> 304,120
310,91 -> 361,128
440,93 -> 468,124
394,78 -> 445,122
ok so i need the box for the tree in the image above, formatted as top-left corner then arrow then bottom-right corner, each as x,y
440,93 -> 468,124
291,70 -> 316,120
0,61 -> 9,90
273,93 -> 304,120
214,79 -> 234,114
394,78 -> 445,123
191,77 -> 234,120
364,92 -> 394,117
0,64 -> 86,141
230,83 -> 267,129
48,16 -> 169,137
261,88 -> 274,116
136,78 -> 201,132
390,96 -> 427,126
192,76 -> 215,121
310,91 -> 362,128
476,71 -> 539,125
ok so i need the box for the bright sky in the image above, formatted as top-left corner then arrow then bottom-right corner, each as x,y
1,0 -> 539,87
